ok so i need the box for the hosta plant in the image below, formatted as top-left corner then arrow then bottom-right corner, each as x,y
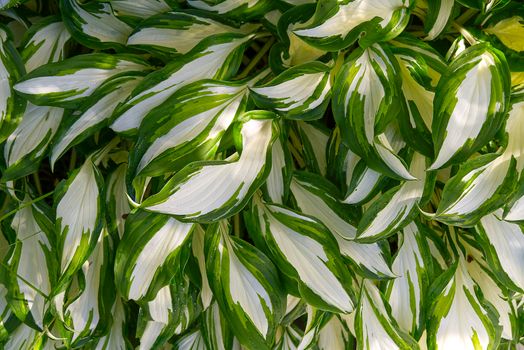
0,0 -> 524,349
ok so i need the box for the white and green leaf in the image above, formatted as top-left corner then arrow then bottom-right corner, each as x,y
187,0 -> 274,20
114,210 -> 194,301
424,0 -> 455,40
430,43 -> 511,170
142,113 -> 278,222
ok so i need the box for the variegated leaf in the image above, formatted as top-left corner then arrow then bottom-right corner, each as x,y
395,51 -> 437,157
3,104 -> 63,181
476,210 -> 524,292
355,280 -> 419,350
187,0 -> 274,20
435,93 -> 524,225
262,128 -> 292,205
137,276 -> 201,349
110,0 -> 174,19
63,230 -> 112,343
357,152 -> 435,242
4,322 -> 42,350
142,113 -> 278,222
20,17 -> 71,73
250,61 -> 331,120
247,196 -> 355,313
127,10 -> 257,57
7,198 -> 54,330
14,53 -> 149,107
289,172 -> 394,279
385,221 -> 431,336
115,210 -> 194,301
430,43 -> 511,170
333,43 -> 414,180
130,77 -> 254,178
424,0 -> 455,40
60,0 -> 133,49
274,325 -> 302,350
93,297 -> 127,350
175,329 -> 207,350
341,147 -> 382,205
201,301 -> 235,350
111,34 -> 252,134
55,157 -> 104,281
318,315 -> 352,350
205,222 -> 285,350
105,163 -> 130,239
50,74 -> 143,167
0,24 -> 25,143
192,225 -> 213,309
292,0 -> 412,50
427,257 -> 500,350
389,36 -> 448,75
296,121 -> 329,176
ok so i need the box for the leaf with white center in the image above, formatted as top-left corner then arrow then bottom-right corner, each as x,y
395,51 -> 437,157
60,0 -> 133,49
127,10 -> 258,58
111,34 -> 252,135
3,104 -> 63,181
187,0 -> 274,20
129,78 -> 250,178
142,113 -> 278,222
105,163 -> 130,239
14,53 -> 150,108
292,0 -> 412,50
55,157 -> 104,282
318,315 -> 353,350
289,172 -> 394,279
137,276 -> 201,349
246,196 -> 355,313
114,210 -> 194,301
357,152 -> 435,242
50,74 -> 143,167
294,121 -> 329,176
341,146 -> 382,205
484,15 -> 524,52
427,257 -> 500,350
64,230 -> 112,343
20,17 -> 71,73
94,297 -> 126,350
424,0 -> 455,40
430,43 -> 511,170
175,329 -> 207,350
466,258 -> 514,340
435,94 -> 524,225
355,280 -> 419,350
476,211 -> 524,292
251,62 -> 331,120
0,25 -> 25,143
205,222 -> 285,350
110,0 -> 174,19
274,325 -> 302,350
333,43 -> 414,180
385,221 -> 431,336
192,225 -> 212,309
6,198 -> 54,330
4,323 -> 41,350
201,301 -> 236,350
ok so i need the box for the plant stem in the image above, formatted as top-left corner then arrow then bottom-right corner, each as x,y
455,8 -> 478,25
32,172 -> 42,195
237,37 -> 275,79
452,22 -> 478,45
0,190 -> 54,223
233,214 -> 241,237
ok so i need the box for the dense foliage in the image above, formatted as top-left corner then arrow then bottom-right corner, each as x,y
0,0 -> 523,349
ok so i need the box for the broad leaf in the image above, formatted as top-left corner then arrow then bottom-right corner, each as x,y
60,0 -> 133,49
430,43 -> 511,169
3,104 -> 63,181
250,61 -> 332,120
293,0 -> 412,50
115,210 -> 194,301
424,0 -> 455,40
205,222 -> 286,350
289,172 -> 394,279
187,0 -> 274,20
142,112 -> 278,222
111,34 -> 252,134
14,53 -> 149,107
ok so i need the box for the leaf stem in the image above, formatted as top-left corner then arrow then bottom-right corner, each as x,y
0,190 -> 54,223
